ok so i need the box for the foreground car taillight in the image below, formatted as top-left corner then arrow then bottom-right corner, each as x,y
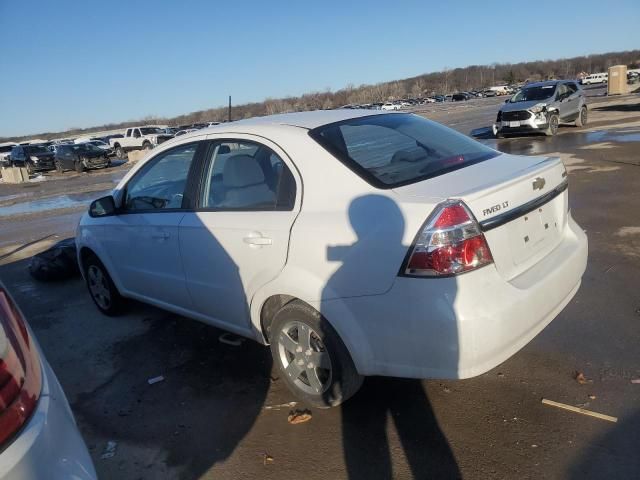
0,288 -> 42,446
402,200 -> 493,277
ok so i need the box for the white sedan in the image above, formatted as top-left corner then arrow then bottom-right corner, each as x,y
0,283 -> 96,479
76,110 -> 587,407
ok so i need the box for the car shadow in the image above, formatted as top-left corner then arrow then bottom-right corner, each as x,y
568,408 -> 640,479
321,194 -> 461,479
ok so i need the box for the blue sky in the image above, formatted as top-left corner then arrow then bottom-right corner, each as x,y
1,0 -> 638,137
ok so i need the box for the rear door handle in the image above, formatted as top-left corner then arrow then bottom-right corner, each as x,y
243,236 -> 272,246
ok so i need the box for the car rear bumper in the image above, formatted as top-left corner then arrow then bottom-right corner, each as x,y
321,213 -> 587,379
0,358 -> 96,480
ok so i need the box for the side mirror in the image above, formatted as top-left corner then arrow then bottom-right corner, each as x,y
89,195 -> 116,217
504,98 -> 510,103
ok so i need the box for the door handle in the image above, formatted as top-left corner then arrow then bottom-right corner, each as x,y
151,233 -> 170,240
243,236 -> 272,246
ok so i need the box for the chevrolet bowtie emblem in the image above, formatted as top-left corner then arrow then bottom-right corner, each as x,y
532,177 -> 546,191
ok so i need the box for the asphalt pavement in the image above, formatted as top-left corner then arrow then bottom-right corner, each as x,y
1,89 -> 639,479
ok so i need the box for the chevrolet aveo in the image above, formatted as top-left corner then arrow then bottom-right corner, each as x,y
77,110 -> 587,407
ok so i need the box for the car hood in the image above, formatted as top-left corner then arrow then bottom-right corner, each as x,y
501,99 -> 552,112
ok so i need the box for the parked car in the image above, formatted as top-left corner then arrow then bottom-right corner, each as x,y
580,72 -> 608,85
0,282 -> 96,479
8,144 -> 56,174
0,143 -> 16,164
495,80 -> 587,137
77,110 -> 587,408
452,93 -> 468,101
432,95 -> 446,102
381,102 -> 400,111
483,90 -> 497,97
109,126 -> 173,158
54,143 -> 111,173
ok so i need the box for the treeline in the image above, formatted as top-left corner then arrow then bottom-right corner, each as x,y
4,49 -> 639,143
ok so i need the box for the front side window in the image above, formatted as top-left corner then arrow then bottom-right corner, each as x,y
310,114 -> 498,188
200,140 -> 295,210
124,143 -> 198,211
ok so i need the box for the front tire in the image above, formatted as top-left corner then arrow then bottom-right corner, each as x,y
575,106 -> 588,127
269,301 -> 363,408
55,160 -> 63,173
83,254 -> 125,316
545,113 -> 559,136
115,146 -> 125,159
75,159 -> 84,173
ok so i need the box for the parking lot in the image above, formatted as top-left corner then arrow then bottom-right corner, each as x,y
1,89 -> 640,479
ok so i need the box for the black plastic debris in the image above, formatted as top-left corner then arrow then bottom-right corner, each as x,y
28,238 -> 79,281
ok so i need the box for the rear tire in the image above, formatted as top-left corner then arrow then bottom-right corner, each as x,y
142,141 -> 152,151
26,162 -> 33,175
83,254 -> 126,316
545,113 -> 559,136
75,159 -> 84,173
269,300 -> 363,408
55,160 -> 63,173
575,106 -> 588,127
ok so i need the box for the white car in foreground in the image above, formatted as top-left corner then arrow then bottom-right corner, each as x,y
77,110 -> 587,407
0,284 -> 96,479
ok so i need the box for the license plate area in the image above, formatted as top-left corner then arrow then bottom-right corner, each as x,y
508,121 -> 521,127
511,204 -> 561,265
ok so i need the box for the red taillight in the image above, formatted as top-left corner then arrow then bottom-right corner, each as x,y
0,289 -> 41,446
403,200 -> 493,277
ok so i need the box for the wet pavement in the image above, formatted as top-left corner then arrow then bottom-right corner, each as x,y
0,92 -> 639,479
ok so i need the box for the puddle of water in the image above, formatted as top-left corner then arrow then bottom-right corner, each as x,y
0,190 -> 110,217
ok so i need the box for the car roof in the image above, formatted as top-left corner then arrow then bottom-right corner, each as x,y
214,109 -> 390,131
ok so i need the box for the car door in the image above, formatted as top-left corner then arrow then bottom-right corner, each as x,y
555,84 -> 571,120
179,138 -> 299,333
564,82 -> 581,118
59,146 -> 75,169
98,141 -> 203,308
122,129 -> 134,149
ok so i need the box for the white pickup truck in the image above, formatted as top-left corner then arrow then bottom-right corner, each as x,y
110,126 -> 174,158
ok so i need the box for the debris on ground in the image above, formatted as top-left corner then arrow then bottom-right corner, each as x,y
147,375 -> 164,385
588,394 -> 597,400
264,401 -> 297,410
261,452 -> 274,465
574,371 -> 592,385
631,379 -> 640,384
218,333 -> 245,346
541,398 -> 617,423
287,409 -> 313,424
100,441 -> 118,459
497,372 -> 505,378
28,238 -> 79,281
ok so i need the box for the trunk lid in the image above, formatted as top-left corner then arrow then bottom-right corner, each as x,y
393,153 -> 568,280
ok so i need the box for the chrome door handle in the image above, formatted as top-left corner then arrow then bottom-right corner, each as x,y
243,236 -> 272,246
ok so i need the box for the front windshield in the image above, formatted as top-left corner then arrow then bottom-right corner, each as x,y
140,127 -> 163,135
510,85 -> 556,103
76,144 -> 103,153
25,145 -> 50,154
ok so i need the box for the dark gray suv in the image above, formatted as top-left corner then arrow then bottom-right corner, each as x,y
495,80 -> 587,137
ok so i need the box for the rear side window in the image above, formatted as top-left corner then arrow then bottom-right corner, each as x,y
309,114 -> 498,188
200,140 -> 295,211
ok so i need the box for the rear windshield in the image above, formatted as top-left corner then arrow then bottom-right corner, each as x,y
309,113 -> 498,188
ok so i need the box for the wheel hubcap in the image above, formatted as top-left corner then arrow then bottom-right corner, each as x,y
277,321 -> 332,395
87,265 -> 111,309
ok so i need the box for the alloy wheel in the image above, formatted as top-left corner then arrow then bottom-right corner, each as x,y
277,321 -> 332,395
87,265 -> 111,310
